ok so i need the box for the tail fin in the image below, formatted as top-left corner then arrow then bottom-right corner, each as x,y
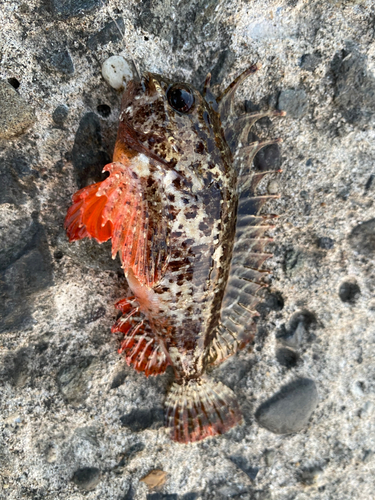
165,377 -> 242,443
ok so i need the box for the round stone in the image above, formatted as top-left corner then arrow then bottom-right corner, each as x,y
255,378 -> 318,434
52,104 -> 69,125
101,55 -> 134,90
268,180 -> 279,194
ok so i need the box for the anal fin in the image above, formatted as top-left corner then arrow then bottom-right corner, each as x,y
112,300 -> 170,377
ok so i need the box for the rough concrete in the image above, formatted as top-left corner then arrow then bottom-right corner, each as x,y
0,0 -> 374,499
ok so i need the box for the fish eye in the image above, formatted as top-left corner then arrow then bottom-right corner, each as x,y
167,84 -> 194,113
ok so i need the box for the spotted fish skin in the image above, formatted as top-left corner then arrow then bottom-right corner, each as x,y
65,66 -> 285,443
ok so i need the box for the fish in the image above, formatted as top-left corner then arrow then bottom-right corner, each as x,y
64,64 -> 286,443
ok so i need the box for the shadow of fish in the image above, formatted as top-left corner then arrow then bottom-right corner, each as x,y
65,65 -> 286,443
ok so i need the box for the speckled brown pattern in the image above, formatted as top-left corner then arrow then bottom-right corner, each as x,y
65,66 -> 285,443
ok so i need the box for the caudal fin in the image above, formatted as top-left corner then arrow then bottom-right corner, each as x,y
165,377 -> 242,443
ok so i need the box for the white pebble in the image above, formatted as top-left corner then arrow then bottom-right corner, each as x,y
268,179 -> 279,194
102,55 -> 134,90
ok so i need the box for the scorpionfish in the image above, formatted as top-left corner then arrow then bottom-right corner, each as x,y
65,64 -> 285,443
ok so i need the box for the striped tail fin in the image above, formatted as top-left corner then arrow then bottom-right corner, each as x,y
165,377 -> 242,443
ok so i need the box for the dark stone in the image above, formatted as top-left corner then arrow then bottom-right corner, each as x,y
299,52 -> 321,72
57,357 -> 94,403
52,104 -> 69,125
245,100 -> 261,113
276,310 -> 316,348
330,43 -> 375,126
248,130 -> 281,172
0,226 -> 53,333
0,80 -> 35,139
255,378 -> 318,434
71,467 -> 101,490
348,219 -> 375,256
229,455 -> 259,480
182,494 -> 200,500
72,112 -> 111,188
317,237 -> 335,249
277,89 -> 308,118
210,49 -> 236,87
110,369 -> 128,389
120,407 -> 164,431
50,48 -> 74,74
339,280 -> 361,304
276,347 -> 299,368
147,495 -> 178,500
7,77 -> 20,89
283,247 -> 304,274
46,0 -> 102,19
254,142 -> 281,172
87,18 -> 124,50
96,104 -> 111,118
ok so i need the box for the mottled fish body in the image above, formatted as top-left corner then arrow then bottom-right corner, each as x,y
65,66 -> 285,443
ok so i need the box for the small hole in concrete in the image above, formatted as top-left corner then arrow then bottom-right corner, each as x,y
97,104 -> 111,118
8,77 -> 20,89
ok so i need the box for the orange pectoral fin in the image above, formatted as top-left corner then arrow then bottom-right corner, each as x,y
64,159 -> 170,287
64,181 -> 113,243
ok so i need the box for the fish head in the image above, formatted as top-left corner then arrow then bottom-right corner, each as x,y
117,72 -> 231,184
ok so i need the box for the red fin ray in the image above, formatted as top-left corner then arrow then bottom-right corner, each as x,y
112,301 -> 170,377
165,377 -> 242,443
64,181 -> 113,243
65,159 -> 170,286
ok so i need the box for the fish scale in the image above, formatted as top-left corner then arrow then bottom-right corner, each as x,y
64,65 -> 286,443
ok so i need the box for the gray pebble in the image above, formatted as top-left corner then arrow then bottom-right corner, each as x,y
300,52 -> 322,72
339,279 -> 361,304
277,89 -> 308,118
318,236 -> 335,249
71,467 -> 101,490
47,0 -> 101,19
348,218 -> 375,256
52,104 -> 69,125
264,449 -> 276,467
50,48 -> 74,75
255,378 -> 318,434
0,81 -> 35,139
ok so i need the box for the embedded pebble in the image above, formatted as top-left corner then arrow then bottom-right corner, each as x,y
339,279 -> 361,304
348,218 -> 375,256
71,467 -> 101,490
140,469 -> 167,490
278,89 -> 308,118
102,55 -> 134,90
47,0 -> 101,19
318,236 -> 335,249
267,179 -> 279,194
52,104 -> 69,125
0,81 -> 35,139
255,378 -> 318,434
